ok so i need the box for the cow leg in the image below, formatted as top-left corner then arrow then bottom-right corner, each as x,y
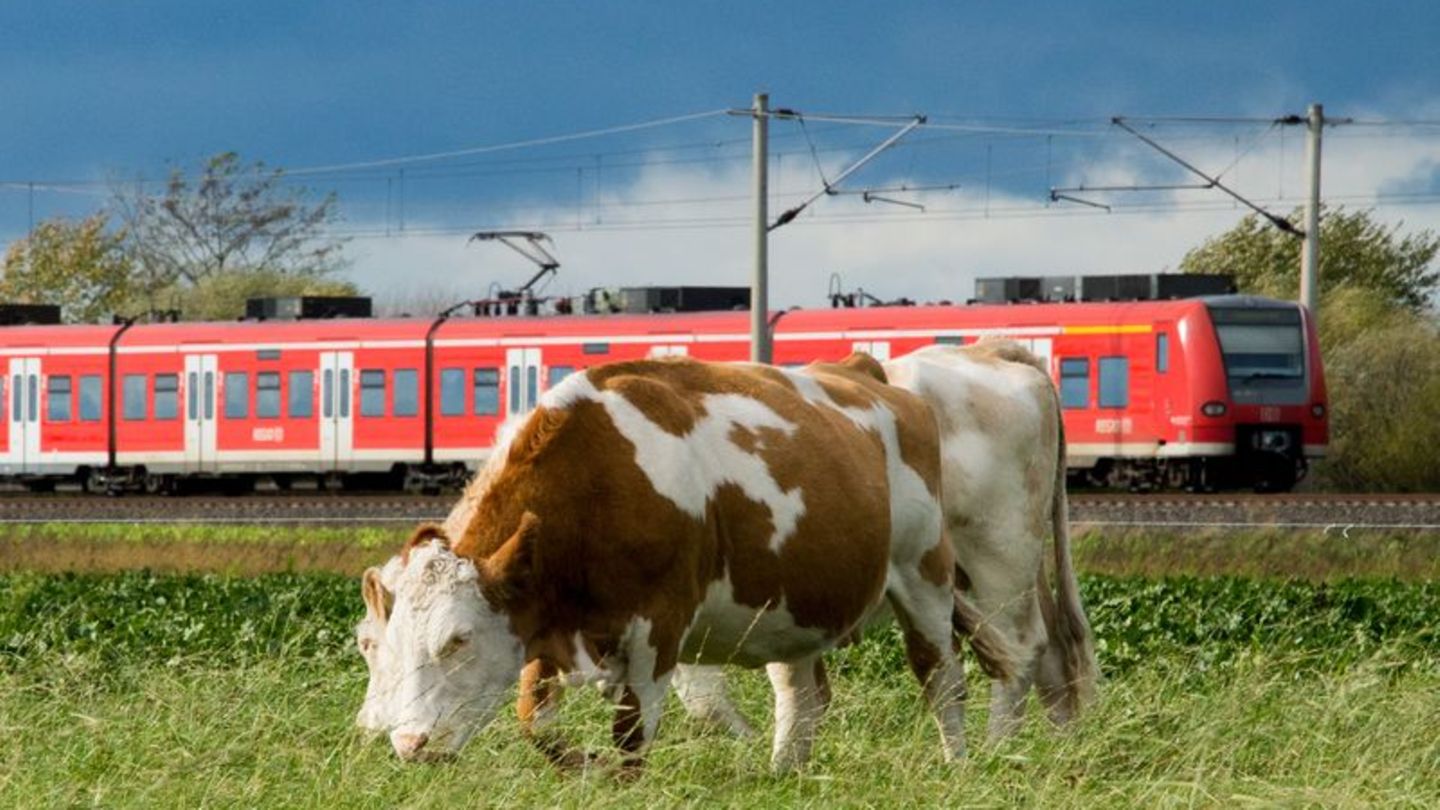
890,584 -> 968,762
517,659 -> 593,771
1032,640 -> 1074,725
985,568 -> 1051,740
610,622 -> 676,775
672,664 -> 756,738
766,654 -> 828,772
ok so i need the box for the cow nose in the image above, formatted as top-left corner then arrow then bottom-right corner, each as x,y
394,732 -> 429,759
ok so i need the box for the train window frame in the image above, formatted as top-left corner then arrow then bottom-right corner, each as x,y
47,375 -> 72,423
1156,332 -> 1170,374
1060,358 -> 1090,409
439,368 -> 466,417
79,375 -> 102,422
122,374 -> 147,420
547,365 -> 575,389
256,372 -> 281,419
224,372 -> 249,419
153,374 -> 180,421
474,367 -> 500,416
288,370 -> 313,418
359,369 -> 386,417
393,369 -> 418,418
1098,356 -> 1130,409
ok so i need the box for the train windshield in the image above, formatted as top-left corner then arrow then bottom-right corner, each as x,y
1210,306 -> 1304,379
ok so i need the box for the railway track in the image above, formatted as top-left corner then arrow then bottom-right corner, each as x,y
0,492 -> 1437,528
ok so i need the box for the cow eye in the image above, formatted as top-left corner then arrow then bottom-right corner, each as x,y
358,638 -> 375,653
438,633 -> 470,658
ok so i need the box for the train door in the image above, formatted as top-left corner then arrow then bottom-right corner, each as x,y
184,354 -> 218,472
5,358 -> 41,472
318,351 -> 354,470
505,347 -> 541,418
851,340 -> 891,361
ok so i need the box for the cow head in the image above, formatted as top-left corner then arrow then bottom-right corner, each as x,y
355,556 -> 402,733
384,516 -> 538,762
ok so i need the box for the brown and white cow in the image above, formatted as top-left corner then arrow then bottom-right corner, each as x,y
357,342 -> 1095,751
883,341 -> 1098,735
372,356 -> 992,771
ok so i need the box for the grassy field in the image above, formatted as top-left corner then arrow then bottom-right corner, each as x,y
1,526 -> 1438,807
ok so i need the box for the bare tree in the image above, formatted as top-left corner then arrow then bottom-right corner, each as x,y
112,152 -> 350,316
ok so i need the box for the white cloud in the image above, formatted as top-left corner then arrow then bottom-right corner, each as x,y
340,129 -> 1440,311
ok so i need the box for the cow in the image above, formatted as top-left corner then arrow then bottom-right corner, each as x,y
370,355 -> 1006,771
883,341 -> 1098,735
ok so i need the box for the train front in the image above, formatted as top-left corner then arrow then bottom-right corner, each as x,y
1194,296 -> 1328,491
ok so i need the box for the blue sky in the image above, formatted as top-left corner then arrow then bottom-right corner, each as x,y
4,2 -> 1439,307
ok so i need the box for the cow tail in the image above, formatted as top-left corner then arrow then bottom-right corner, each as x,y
953,589 -> 1018,682
1049,407 -> 1100,716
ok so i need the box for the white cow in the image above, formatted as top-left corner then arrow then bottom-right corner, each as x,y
884,341 -> 1097,733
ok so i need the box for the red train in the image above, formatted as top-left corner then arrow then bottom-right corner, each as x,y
0,281 -> 1327,494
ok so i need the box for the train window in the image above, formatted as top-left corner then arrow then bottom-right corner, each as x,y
474,368 -> 500,416
1156,332 -> 1169,374
123,375 -> 147,420
547,366 -> 575,388
934,335 -> 965,345
80,375 -> 102,422
47,375 -> 72,422
527,366 -> 538,408
322,370 -> 333,418
440,368 -> 465,416
256,349 -> 281,361
224,372 -> 249,419
582,343 -> 610,355
339,369 -> 350,417
393,369 -> 418,417
508,364 -> 520,414
289,371 -> 313,418
1060,359 -> 1089,409
359,370 -> 386,417
256,372 -> 281,419
1099,357 -> 1129,408
9,375 -> 17,423
154,374 -> 179,420
188,372 -> 198,419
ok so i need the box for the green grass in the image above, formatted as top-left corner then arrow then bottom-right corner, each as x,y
7,522 -> 1438,581
1073,528 -> 1440,582
1,571 -> 1437,807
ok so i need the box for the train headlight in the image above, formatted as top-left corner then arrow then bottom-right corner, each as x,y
1201,401 -> 1227,417
1311,403 -> 1326,418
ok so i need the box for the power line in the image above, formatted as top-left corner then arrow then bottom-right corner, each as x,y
284,109 -> 732,176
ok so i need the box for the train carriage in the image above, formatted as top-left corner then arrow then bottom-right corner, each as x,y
0,277 -> 1328,493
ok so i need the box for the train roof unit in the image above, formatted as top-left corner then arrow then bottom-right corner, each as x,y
974,273 -> 1236,304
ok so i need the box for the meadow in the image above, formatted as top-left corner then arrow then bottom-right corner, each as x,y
0,525 -> 1437,807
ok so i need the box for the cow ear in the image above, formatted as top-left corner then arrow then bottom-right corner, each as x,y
361,566 -> 390,622
479,512 -> 541,608
402,523 -> 449,563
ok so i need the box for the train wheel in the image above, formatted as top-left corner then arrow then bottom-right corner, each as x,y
142,474 -> 175,495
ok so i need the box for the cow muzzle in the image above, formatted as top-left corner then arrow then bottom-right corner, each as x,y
392,731 -> 456,763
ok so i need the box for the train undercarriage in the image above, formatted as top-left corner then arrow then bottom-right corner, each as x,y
1072,424 -> 1309,493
